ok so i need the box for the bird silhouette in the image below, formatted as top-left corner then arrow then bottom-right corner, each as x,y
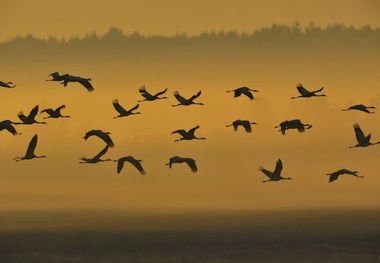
226,86 -> 258,100
0,81 -> 16,88
326,169 -> 364,183
114,156 -> 146,174
291,83 -> 326,99
40,105 -> 70,119
83,129 -> 114,148
61,75 -> 94,92
171,125 -> 206,142
349,123 -> 380,148
226,119 -> 257,133
166,156 -> 198,173
138,85 -> 168,102
79,145 -> 112,164
46,72 -> 69,82
275,119 -> 312,135
0,120 -> 22,135
172,90 -> 204,107
17,105 -> 47,125
112,99 -> 141,118
14,134 -> 46,162
259,159 -> 292,183
342,104 -> 375,114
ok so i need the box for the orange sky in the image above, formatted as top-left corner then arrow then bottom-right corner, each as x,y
0,0 -> 379,41
0,0 -> 379,213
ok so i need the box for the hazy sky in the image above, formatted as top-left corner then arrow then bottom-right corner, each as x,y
1,0 -> 379,41
0,0 -> 379,213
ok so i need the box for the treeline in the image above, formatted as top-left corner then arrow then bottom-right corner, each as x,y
1,23 -> 379,62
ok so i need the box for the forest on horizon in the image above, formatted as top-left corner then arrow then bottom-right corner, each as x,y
1,23 -> 379,63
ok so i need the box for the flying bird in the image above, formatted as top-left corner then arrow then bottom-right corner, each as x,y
79,145 -> 112,164
166,156 -> 198,173
342,104 -> 375,114
14,134 -> 46,162
259,159 -> 292,183
226,86 -> 258,100
17,105 -> 47,125
138,85 -> 168,102
0,120 -> 22,135
115,156 -> 146,175
326,169 -> 364,183
0,81 -> 16,88
61,75 -> 94,92
112,99 -> 141,118
83,129 -> 114,148
172,90 -> 204,107
46,72 -> 69,82
40,105 -> 70,119
171,125 -> 206,142
349,123 -> 380,148
226,119 -> 257,133
275,119 -> 312,135
291,83 -> 327,99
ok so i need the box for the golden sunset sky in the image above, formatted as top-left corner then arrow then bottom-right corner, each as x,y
0,0 -> 379,213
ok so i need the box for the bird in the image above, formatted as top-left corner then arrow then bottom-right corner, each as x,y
112,99 -> 141,118
342,104 -> 375,114
171,125 -> 206,142
114,156 -> 146,175
326,169 -> 364,183
166,156 -> 198,173
172,90 -> 204,107
46,72 -> 69,82
226,86 -> 258,100
291,83 -> 327,99
17,105 -> 47,125
226,119 -> 257,133
40,105 -> 70,119
61,75 -> 94,92
14,134 -> 46,162
138,85 -> 168,102
0,120 -> 22,135
79,145 -> 112,164
275,119 -> 312,135
0,81 -> 16,88
259,159 -> 292,183
83,129 -> 114,148
349,123 -> 380,148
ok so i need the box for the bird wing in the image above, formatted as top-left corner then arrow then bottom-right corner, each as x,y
40,108 -> 54,115
99,133 -> 114,148
25,105 -> 39,123
17,111 -> 27,122
241,121 -> 252,133
241,89 -> 254,100
328,172 -> 340,182
188,91 -> 202,102
93,145 -> 109,159
185,159 -> 198,173
126,157 -> 146,174
171,129 -> 188,137
188,125 -> 200,136
353,123 -> 366,143
311,87 -> 324,93
112,99 -> 128,115
154,88 -> 168,97
273,159 -> 283,179
78,78 -> 94,92
173,91 -> 187,103
296,84 -> 309,95
139,85 -> 148,94
0,121 -> 19,135
25,134 -> 38,157
128,104 -> 140,112
116,158 -> 126,173
258,167 -> 273,179
56,105 -> 66,112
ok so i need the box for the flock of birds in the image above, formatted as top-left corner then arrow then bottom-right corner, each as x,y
1,73 -> 378,183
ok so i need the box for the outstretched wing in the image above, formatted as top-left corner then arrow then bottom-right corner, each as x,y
241,89 -> 254,100
112,99 -> 128,115
173,91 -> 187,103
25,105 -> 39,123
353,123 -> 366,143
93,145 -> 109,159
273,159 -> 283,179
311,87 -> 324,93
25,134 -> 38,157
56,105 -> 66,112
185,159 -> 198,173
296,83 -> 309,95
78,78 -> 94,92
154,88 -> 168,97
241,121 -> 252,133
259,166 -> 272,179
128,104 -> 140,112
188,125 -> 200,136
188,91 -> 202,102
171,129 -> 188,137
40,108 -> 54,115
0,120 -> 19,135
